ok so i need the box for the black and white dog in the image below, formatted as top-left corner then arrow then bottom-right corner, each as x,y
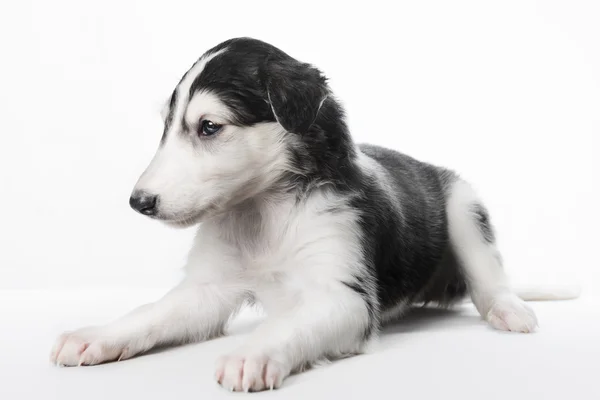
50,38 -> 576,391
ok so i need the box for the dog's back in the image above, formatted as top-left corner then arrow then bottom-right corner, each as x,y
356,144 -> 467,317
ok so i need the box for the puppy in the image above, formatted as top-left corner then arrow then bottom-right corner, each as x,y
50,37 -> 561,392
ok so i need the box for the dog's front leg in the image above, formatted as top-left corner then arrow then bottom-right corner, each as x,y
51,226 -> 246,366
50,279 -> 245,366
216,283 -> 373,392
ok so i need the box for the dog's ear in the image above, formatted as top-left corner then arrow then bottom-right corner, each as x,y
265,59 -> 329,134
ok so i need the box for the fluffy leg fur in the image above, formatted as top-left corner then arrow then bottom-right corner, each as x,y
216,284 -> 369,392
446,179 -> 538,333
50,280 -> 245,366
50,225 -> 248,366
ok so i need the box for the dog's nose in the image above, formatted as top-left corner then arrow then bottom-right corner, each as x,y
129,192 -> 158,216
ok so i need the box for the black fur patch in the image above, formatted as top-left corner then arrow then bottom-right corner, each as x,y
470,203 -> 495,244
351,145 -> 464,311
265,59 -> 328,134
188,37 -> 327,133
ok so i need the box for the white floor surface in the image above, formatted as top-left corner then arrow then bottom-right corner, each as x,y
2,289 -> 598,399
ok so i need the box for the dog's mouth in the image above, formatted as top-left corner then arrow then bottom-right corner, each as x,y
159,211 -> 206,228
138,195 -> 230,228
154,201 -> 225,228
136,208 -> 206,229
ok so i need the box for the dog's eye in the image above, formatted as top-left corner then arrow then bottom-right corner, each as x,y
199,120 -> 222,137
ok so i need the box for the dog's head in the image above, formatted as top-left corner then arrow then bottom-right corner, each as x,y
130,38 -> 330,227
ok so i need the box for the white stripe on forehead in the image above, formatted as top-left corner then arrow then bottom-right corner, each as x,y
166,48 -> 227,136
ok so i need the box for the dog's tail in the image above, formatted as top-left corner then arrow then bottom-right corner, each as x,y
513,284 -> 581,301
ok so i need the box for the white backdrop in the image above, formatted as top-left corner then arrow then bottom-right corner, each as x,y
0,0 -> 598,292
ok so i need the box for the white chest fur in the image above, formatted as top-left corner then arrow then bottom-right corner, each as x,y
199,188 -> 365,314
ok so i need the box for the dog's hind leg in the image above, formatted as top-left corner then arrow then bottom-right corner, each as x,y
446,179 -> 538,333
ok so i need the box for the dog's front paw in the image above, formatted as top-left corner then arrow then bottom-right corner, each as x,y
487,294 -> 538,333
215,353 -> 290,392
50,327 -> 137,367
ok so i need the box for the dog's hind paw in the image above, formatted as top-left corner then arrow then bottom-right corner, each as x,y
486,294 -> 538,333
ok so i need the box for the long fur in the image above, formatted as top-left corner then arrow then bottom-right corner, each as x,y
50,37 -> 578,392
